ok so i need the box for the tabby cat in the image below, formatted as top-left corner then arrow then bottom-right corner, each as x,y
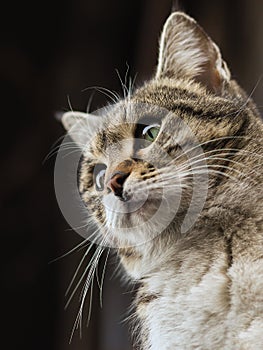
60,12 -> 263,350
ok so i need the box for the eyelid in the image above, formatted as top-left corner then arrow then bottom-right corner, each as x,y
142,124 -> 160,135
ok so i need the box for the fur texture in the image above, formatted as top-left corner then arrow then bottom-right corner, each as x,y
61,12 -> 263,350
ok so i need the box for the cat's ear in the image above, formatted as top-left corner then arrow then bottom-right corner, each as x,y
61,111 -> 102,148
156,12 -> 231,93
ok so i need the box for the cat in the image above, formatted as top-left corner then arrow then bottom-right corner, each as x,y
60,11 -> 263,350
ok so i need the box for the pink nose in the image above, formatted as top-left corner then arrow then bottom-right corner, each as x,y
107,171 -> 129,197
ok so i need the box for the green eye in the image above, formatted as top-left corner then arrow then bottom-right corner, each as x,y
142,124 -> 160,142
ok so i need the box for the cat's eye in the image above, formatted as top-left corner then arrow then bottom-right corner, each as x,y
94,164 -> 107,191
142,124 -> 160,142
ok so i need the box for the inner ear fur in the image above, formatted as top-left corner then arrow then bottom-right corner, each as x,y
156,12 -> 231,94
61,111 -> 102,148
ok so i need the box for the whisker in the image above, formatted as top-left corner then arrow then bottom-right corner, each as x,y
158,147 -> 262,182
175,163 -> 242,179
224,75 -> 263,118
180,167 -> 239,182
65,239 -> 96,297
44,140 -> 88,161
86,91 -> 95,113
49,229 -> 98,264
82,86 -> 120,104
178,157 -> 243,176
130,72 -> 138,95
61,148 -> 85,158
43,134 -> 72,164
116,68 -> 128,99
65,232 -> 106,306
68,225 -> 111,342
124,63 -> 130,95
67,94 -> 74,113
99,248 -> 110,308
87,271 -> 95,326
79,244 -> 105,306
69,242 -> 105,341
167,136 -> 247,165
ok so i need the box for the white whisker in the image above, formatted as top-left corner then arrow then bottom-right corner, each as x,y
82,85 -> 120,104
99,248 -> 110,308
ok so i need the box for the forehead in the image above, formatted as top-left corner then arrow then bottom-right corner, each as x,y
102,99 -> 168,124
91,100 -> 167,153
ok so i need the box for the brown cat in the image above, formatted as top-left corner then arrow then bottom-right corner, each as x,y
60,12 -> 263,349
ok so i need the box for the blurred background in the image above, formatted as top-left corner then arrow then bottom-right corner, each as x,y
1,0 -> 262,349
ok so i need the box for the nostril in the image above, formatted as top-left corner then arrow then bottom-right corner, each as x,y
107,171 -> 130,197
115,175 -> 126,186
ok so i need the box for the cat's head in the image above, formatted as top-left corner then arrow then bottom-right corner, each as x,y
60,12 -> 258,251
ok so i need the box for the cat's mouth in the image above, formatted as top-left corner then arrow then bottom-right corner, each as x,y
102,188 -> 179,247
103,188 -> 173,229
103,190 -> 153,216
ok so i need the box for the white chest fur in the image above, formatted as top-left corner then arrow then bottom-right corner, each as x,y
137,253 -> 229,350
135,254 -> 263,350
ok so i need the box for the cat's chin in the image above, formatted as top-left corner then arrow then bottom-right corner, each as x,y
102,196 -> 177,247
130,198 -> 162,221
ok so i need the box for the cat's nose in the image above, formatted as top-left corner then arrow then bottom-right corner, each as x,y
107,171 -> 130,198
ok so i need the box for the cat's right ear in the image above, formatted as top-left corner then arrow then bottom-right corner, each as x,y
61,111 -> 102,148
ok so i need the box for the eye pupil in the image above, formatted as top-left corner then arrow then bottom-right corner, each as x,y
142,124 -> 160,142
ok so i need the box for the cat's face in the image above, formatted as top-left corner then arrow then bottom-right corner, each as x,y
60,12 -> 254,249
75,99 -> 205,247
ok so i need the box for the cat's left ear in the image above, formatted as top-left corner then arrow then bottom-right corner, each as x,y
156,12 -> 231,94
61,111 -> 102,148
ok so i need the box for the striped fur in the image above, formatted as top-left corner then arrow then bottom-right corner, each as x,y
62,12 -> 263,350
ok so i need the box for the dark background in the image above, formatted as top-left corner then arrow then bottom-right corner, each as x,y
1,1 -> 262,349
